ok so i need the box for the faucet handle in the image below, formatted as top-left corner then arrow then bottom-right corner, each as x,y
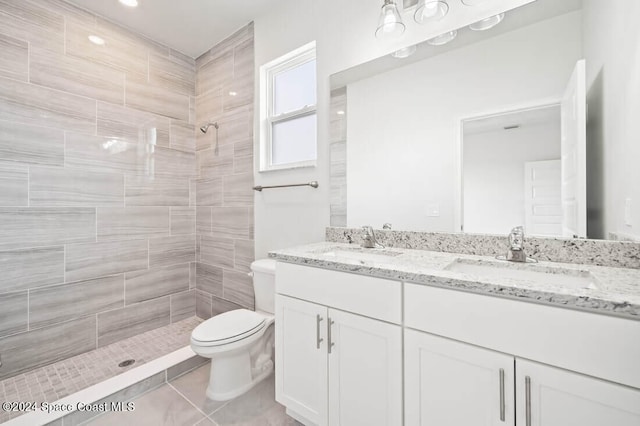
508,226 -> 525,250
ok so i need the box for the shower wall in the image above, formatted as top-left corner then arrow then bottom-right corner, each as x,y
194,24 -> 255,317
0,0 -> 197,380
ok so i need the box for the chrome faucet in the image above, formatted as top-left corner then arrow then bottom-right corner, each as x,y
506,226 -> 527,262
361,226 -> 379,249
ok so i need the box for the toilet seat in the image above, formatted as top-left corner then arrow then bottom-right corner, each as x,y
192,309 -> 266,347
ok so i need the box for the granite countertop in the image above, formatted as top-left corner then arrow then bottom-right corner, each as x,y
269,242 -> 640,321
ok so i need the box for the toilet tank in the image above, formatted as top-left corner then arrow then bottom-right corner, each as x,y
251,259 -> 277,314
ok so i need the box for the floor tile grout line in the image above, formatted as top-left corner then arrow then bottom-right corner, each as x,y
167,380 -> 229,419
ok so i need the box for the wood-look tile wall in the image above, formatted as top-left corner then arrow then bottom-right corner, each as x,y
0,0 -> 198,380
194,24 -> 255,319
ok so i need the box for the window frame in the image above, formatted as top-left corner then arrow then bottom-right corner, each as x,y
259,41 -> 317,172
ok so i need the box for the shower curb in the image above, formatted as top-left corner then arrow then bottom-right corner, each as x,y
3,346 -> 206,426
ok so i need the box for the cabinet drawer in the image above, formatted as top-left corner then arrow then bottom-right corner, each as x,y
276,262 -> 401,324
405,283 -> 640,389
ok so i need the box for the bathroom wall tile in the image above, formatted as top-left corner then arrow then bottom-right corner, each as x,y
0,33 -> 28,82
148,235 -> 195,268
196,50 -> 233,96
223,173 -> 253,207
30,47 -> 125,105
171,207 -> 195,235
125,263 -> 190,305
65,132 -> 145,175
170,120 -> 196,152
97,207 -> 170,242
189,96 -> 196,125
97,297 -> 170,347
211,207 -> 250,239
223,39 -> 254,111
211,296 -> 243,317
36,0 -> 96,25
196,177 -> 223,206
234,136 -> 253,158
30,166 -> 124,207
233,154 -> 253,175
0,162 -> 27,206
96,16 -> 169,58
198,145 -> 233,179
65,239 -> 148,282
0,77 -> 96,134
216,107 -> 252,147
0,208 -> 95,251
0,0 -> 64,53
0,291 -> 28,338
223,269 -> 254,310
0,119 -> 64,166
0,246 -> 64,293
65,20 -> 147,79
0,316 -> 96,380
149,52 -> 196,97
195,290 -> 212,320
200,236 -> 234,269
125,74 -> 190,121
29,275 -> 124,330
196,207 -> 212,234
195,263 -> 223,297
190,262 -> 196,289
248,206 -> 254,240
234,239 -> 254,273
196,235 -> 201,262
170,289 -> 196,323
152,146 -> 197,178
195,91 -> 223,146
125,175 -> 190,206
97,101 -> 171,147
189,179 -> 197,207
196,23 -> 252,70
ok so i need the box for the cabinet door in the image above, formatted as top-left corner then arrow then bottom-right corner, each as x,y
405,329 -> 515,426
275,295 -> 328,426
516,358 -> 640,426
327,309 -> 402,426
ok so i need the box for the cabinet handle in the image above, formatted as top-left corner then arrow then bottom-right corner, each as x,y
525,376 -> 531,426
327,318 -> 335,354
316,315 -> 323,349
499,368 -> 505,422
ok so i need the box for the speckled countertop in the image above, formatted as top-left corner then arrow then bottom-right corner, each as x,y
269,242 -> 640,321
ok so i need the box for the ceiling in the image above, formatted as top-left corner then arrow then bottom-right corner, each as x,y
65,0 -> 280,58
464,104 -> 561,135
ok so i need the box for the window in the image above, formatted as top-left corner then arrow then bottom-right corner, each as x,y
260,42 -> 317,171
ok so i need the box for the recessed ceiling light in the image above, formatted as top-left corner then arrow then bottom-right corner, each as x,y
228,91 -> 238,97
336,110 -> 346,116
119,0 -> 138,7
427,30 -> 457,46
88,35 -> 105,45
391,45 -> 417,59
469,13 -> 505,31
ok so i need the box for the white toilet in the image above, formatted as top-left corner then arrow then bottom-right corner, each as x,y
190,259 -> 276,401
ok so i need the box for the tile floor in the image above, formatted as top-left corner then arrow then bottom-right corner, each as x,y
87,365 -> 301,426
0,317 -> 202,424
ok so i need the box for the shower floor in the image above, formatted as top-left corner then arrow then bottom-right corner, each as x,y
0,316 -> 202,424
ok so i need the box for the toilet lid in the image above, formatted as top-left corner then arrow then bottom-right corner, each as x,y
191,309 -> 266,344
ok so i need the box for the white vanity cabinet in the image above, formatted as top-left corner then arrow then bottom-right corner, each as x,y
404,283 -> 640,426
275,262 -> 403,426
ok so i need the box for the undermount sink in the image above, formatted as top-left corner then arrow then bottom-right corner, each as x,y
320,248 -> 403,263
445,259 -> 600,290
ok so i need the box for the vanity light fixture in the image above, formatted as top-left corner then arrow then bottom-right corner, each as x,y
391,44 -> 417,58
88,35 -> 105,45
469,13 -> 505,31
414,0 -> 449,24
119,0 -> 138,7
375,0 -> 406,39
427,30 -> 457,46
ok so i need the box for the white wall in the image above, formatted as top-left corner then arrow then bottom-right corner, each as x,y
253,0 -> 535,258
583,0 -> 640,241
346,12 -> 582,232
463,122 -> 560,235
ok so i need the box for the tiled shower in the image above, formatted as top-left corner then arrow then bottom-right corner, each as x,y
0,0 -> 254,386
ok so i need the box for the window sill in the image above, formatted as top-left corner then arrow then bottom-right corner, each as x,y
259,161 -> 316,173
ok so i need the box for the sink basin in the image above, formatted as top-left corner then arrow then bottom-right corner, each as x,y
445,259 -> 599,290
320,248 -> 402,263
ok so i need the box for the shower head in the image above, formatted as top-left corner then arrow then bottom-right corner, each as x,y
200,122 -> 219,134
